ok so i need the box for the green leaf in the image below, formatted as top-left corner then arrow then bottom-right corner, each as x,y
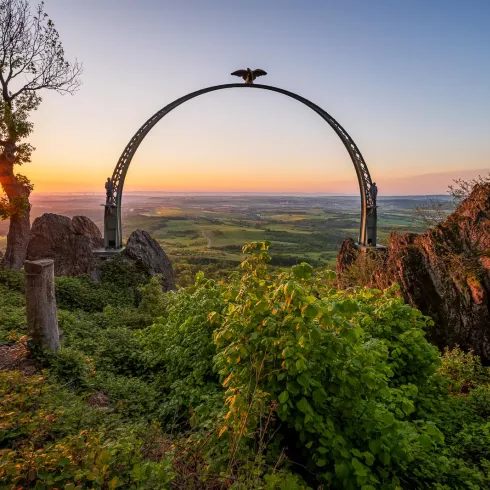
278,391 -> 289,404
379,412 -> 395,427
379,452 -> 390,465
297,397 -> 312,414
297,373 -> 310,389
363,451 -> 374,466
302,304 -> 319,319
335,462 -> 349,479
295,359 -> 307,372
312,387 -> 328,404
58,457 -> 70,467
418,433 -> 433,449
369,439 -> 382,455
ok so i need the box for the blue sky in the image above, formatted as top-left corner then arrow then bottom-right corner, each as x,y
28,0 -> 490,194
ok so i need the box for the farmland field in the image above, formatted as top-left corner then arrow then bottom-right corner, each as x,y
0,193 -> 449,281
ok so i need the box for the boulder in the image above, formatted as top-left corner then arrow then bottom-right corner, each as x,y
124,229 -> 175,292
26,213 -> 103,276
337,183 -> 490,360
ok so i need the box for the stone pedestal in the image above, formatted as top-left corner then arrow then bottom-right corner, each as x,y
24,259 -> 60,352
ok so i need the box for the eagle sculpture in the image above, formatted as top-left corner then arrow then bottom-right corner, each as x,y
231,68 -> 267,84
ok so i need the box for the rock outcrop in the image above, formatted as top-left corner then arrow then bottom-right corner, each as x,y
337,184 -> 490,360
336,237 -> 358,276
26,213 -> 103,276
25,214 -> 176,290
124,229 -> 175,292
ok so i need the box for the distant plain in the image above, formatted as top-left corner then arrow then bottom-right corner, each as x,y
0,193 -> 449,269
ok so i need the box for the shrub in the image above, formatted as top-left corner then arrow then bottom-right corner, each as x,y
0,266 -> 24,292
91,373 -> 160,418
438,345 -> 490,392
212,242 -> 482,488
137,272 -> 226,428
48,347 -> 94,389
0,371 -> 173,489
55,276 -> 111,312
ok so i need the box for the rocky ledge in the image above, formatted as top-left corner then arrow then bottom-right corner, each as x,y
337,183 -> 490,361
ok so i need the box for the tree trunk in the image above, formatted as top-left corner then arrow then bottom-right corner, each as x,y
4,209 -> 31,270
0,154 -> 31,270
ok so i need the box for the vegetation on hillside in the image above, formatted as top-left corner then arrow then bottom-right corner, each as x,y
2,243 -> 490,488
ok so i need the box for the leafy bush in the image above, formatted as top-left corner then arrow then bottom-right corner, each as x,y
55,257 -> 150,312
438,345 -> 490,392
212,242 -> 487,488
55,275 -> 107,311
48,346 -> 94,389
137,272 -> 226,428
0,266 -> 24,292
91,373 -> 160,418
0,268 -> 26,343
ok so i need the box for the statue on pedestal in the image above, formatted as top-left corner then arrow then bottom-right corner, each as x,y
370,182 -> 378,205
105,178 -> 115,205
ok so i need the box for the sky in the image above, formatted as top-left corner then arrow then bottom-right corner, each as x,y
21,0 -> 490,195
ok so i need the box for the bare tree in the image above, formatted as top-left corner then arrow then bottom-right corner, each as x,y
411,197 -> 455,229
449,173 -> 490,202
411,173 -> 490,230
0,0 -> 82,269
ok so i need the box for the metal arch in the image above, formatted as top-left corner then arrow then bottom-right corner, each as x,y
104,83 -> 377,249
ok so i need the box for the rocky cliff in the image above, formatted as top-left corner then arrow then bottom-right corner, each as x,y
337,183 -> 490,360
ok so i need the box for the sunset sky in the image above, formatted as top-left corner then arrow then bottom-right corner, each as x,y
24,0 -> 490,195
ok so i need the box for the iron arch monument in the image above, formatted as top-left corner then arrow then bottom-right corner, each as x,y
102,83 -> 378,251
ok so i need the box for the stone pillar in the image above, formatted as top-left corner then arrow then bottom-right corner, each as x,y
24,259 -> 60,351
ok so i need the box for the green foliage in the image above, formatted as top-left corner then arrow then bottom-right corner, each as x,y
0,175 -> 33,219
439,345 -> 490,393
55,276 -> 114,312
55,257 -> 149,312
137,276 -> 168,317
48,347 -> 94,389
91,373 -> 160,418
137,272 -> 227,428
0,268 -> 26,343
99,254 -> 149,292
0,265 -> 25,292
212,242 -> 490,488
3,243 -> 490,488
0,371 -> 173,489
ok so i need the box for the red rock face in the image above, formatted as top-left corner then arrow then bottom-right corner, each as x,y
26,213 -> 103,276
337,184 -> 490,361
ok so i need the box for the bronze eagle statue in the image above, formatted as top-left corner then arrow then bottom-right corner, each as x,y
231,68 -> 267,85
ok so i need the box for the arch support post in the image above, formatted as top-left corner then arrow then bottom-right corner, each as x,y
104,203 -> 119,248
366,206 -> 377,246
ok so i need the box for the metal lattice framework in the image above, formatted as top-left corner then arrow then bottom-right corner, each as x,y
104,83 -> 377,250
